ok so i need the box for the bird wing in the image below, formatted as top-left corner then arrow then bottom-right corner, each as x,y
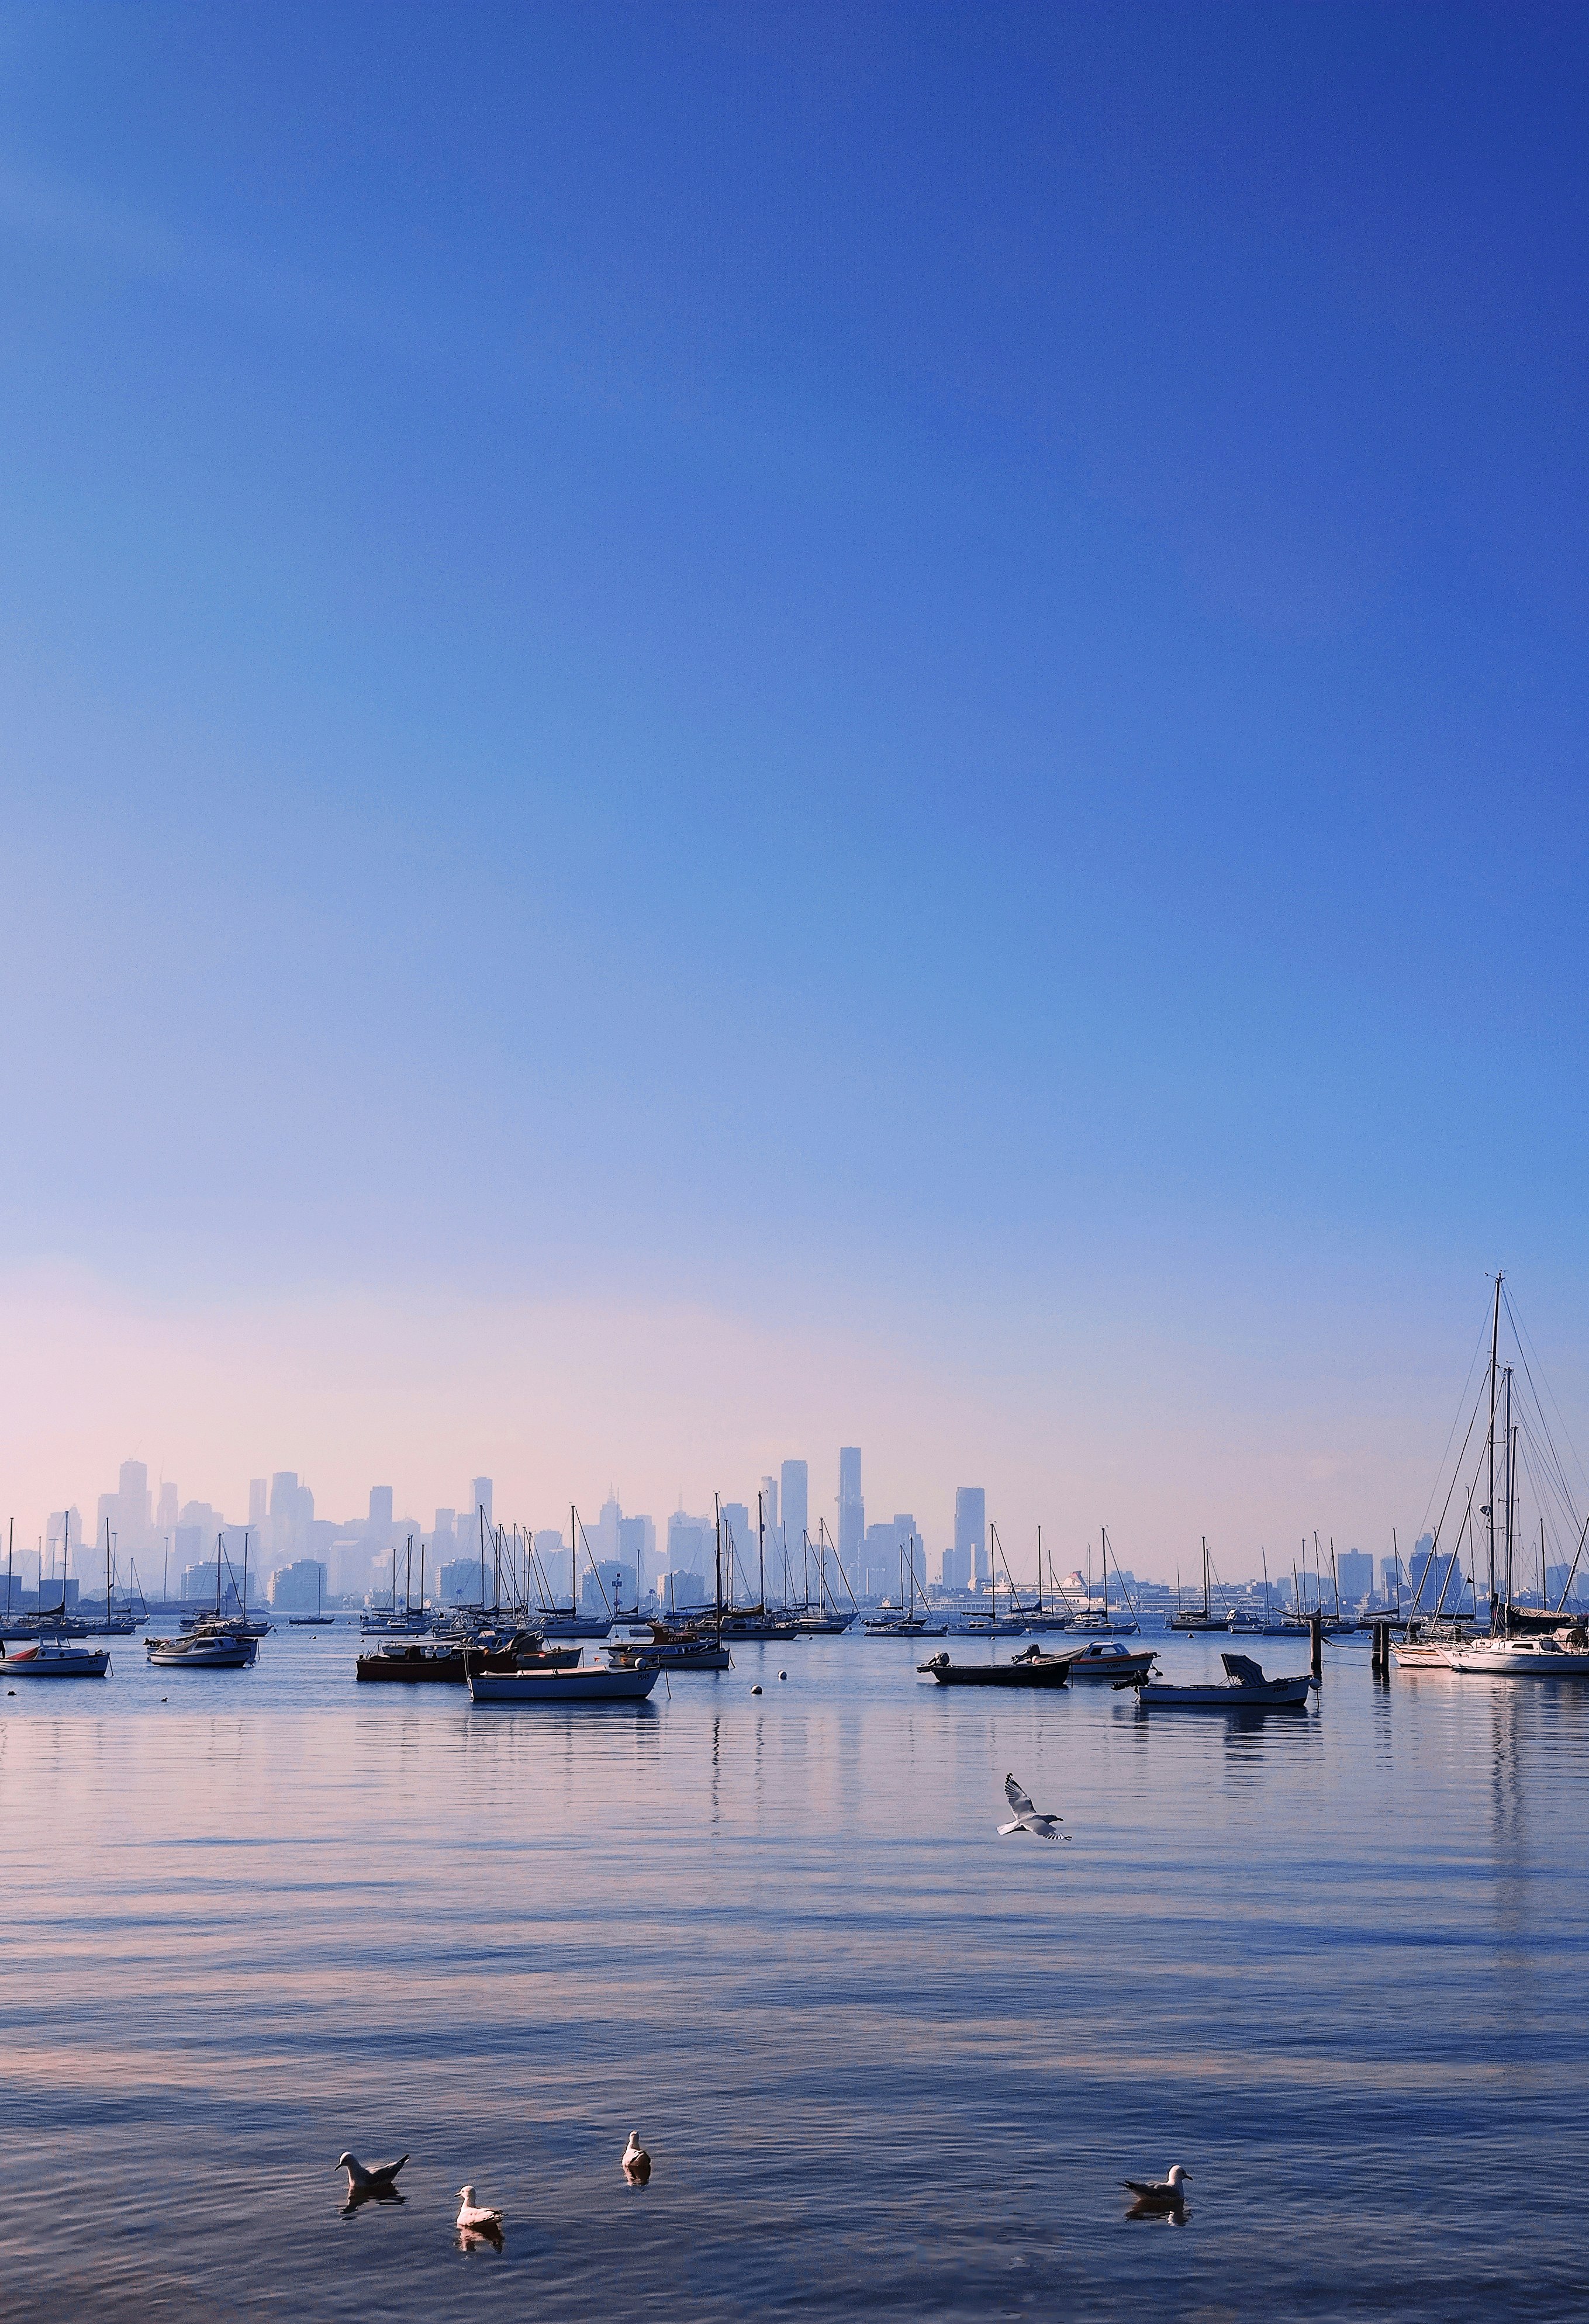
371,2154 -> 408,2182
1004,1774 -> 1037,1818
1122,2178 -> 1160,2197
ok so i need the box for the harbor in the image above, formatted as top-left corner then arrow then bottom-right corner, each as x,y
1,1616 -> 1587,2320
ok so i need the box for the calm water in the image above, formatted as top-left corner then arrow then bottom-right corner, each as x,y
1,1626 -> 1585,2321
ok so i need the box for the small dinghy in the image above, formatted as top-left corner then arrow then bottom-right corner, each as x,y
1052,1639 -> 1158,1682
467,1661 -> 661,1703
917,1645 -> 1070,1687
0,1635 -> 110,1678
1135,1651 -> 1312,1709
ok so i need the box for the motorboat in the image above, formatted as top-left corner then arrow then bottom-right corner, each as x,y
467,1661 -> 661,1703
1445,1628 -> 1589,1677
1051,1638 -> 1158,1682
606,1637 -> 733,1671
1135,1652 -> 1312,1708
146,1630 -> 258,1668
864,1616 -> 948,1637
917,1645 -> 1070,1688
0,1636 -> 110,1678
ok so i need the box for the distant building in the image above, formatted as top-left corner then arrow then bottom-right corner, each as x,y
1336,1549 -> 1373,1603
662,1568 -> 706,1608
720,1503 -> 751,1592
367,1486 -> 395,1537
438,1558 -> 482,1603
248,1478 -> 268,1526
954,1488 -> 987,1585
618,1516 -> 649,1598
941,1545 -> 970,1591
759,1476 -> 779,1538
838,1448 -> 863,1568
780,1460 -> 809,1548
667,1515 -> 712,1596
471,1478 -> 493,1532
534,1528 -> 572,1602
267,1558 -> 329,1609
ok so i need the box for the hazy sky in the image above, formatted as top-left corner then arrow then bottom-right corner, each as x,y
2,4 -> 1585,1571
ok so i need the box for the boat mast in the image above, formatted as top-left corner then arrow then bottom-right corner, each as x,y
714,1495 -> 723,1631
1502,1367 -> 1515,1626
1201,1536 -> 1211,1620
758,1493 -> 766,1616
1486,1272 -> 1503,1625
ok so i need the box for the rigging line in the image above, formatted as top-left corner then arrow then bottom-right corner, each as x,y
1502,1282 -> 1588,1522
1413,1298 -> 1497,1543
1512,1399 -> 1583,1550
1514,1409 -> 1579,1545
1508,1353 -> 1583,1531
1422,1361 -> 1493,1582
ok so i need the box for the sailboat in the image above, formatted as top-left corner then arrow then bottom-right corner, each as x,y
538,1506 -> 618,1638
179,1531 -> 272,1637
862,1532 -> 945,1635
1020,1526 -> 1074,1634
795,1523 -> 858,1631
1170,1537 -> 1228,1631
1068,1527 -> 1141,1635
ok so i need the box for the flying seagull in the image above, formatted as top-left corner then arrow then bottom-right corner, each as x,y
457,2184 -> 505,2233
999,1773 -> 1070,1840
1122,2164 -> 1190,2209
622,2131 -> 652,2183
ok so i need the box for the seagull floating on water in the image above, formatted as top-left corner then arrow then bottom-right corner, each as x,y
998,1772 -> 1070,1840
457,2184 -> 504,2233
1122,2163 -> 1190,2209
622,2131 -> 652,2183
337,2151 -> 407,2211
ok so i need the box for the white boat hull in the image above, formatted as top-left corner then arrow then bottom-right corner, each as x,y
0,1643 -> 110,1677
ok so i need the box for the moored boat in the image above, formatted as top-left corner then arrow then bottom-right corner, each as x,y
1134,1651 -> 1312,1708
1051,1638 -> 1157,1682
917,1646 -> 1070,1687
467,1662 -> 661,1703
0,1635 -> 111,1678
1445,1628 -> 1589,1677
146,1630 -> 258,1668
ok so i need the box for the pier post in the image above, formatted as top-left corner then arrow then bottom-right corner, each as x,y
1372,1620 -> 1390,1675
1310,1613 -> 1323,1679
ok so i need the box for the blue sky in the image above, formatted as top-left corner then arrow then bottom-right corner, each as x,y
1,4 -> 1585,1561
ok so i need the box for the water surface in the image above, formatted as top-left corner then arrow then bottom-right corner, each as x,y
0,1627 -> 1584,2320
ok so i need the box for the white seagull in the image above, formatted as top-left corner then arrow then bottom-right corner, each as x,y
998,1772 -> 1070,1840
622,2131 -> 652,2183
1122,2163 -> 1190,2208
457,2184 -> 504,2233
337,2150 -> 407,2204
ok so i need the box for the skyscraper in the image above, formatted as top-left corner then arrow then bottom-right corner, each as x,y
838,1447 -> 863,1568
471,1478 -> 493,1531
759,1476 -> 778,1537
780,1459 -> 809,1548
954,1487 -> 987,1585
368,1485 -> 394,1534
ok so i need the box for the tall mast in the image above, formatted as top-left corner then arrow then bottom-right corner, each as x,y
105,1517 -> 111,1624
1503,1366 -> 1515,1623
1201,1536 -> 1211,1619
714,1495 -> 723,1630
758,1493 -> 765,1615
1487,1272 -> 1503,1623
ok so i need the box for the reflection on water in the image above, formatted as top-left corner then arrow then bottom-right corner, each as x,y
1,1631 -> 1589,2319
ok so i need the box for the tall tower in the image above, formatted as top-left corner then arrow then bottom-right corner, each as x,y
780,1460 -> 809,1547
471,1478 -> 493,1531
954,1486 -> 987,1583
838,1447 -> 863,1567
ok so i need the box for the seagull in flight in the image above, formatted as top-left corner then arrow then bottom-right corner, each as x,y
1122,2163 -> 1190,2209
336,2151 -> 407,2212
622,2131 -> 652,2182
999,1772 -> 1070,1840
